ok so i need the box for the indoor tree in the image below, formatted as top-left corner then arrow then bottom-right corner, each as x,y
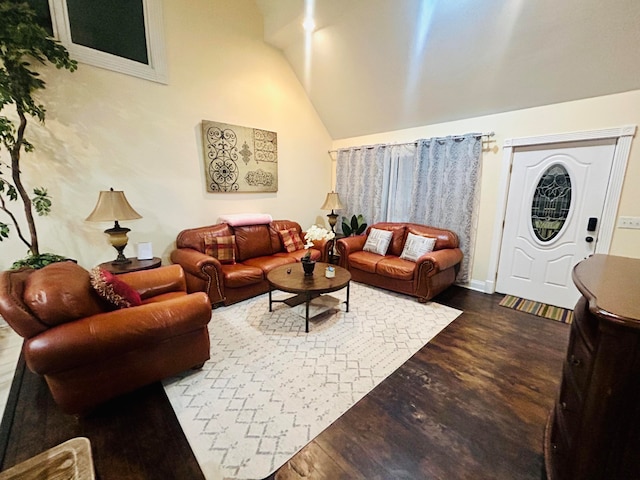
0,1 -> 77,261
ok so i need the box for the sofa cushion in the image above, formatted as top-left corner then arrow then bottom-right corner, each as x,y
221,264 -> 264,288
23,262 -> 105,327
363,228 -> 393,255
376,257 -> 416,281
244,255 -> 295,273
176,223 -> 232,252
234,224 -> 273,261
204,233 -> 236,264
279,229 -> 305,253
400,232 -> 437,262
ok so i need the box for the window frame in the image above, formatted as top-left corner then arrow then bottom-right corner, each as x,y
48,0 -> 168,84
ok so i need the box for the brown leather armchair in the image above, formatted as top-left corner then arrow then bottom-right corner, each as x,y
0,262 -> 212,415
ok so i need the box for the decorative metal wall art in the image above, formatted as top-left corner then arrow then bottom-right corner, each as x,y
201,120 -> 278,192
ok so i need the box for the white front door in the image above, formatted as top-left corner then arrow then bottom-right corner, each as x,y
496,139 -> 617,309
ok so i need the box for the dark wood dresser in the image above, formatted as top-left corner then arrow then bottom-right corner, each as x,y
544,254 -> 640,480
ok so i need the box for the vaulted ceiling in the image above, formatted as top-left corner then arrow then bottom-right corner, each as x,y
255,0 -> 640,140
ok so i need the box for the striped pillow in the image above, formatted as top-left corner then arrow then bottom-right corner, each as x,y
279,229 -> 305,253
204,233 -> 236,264
363,228 -> 393,255
400,232 -> 436,262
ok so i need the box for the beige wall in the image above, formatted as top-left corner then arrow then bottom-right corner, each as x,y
0,0 -> 333,270
332,90 -> 640,290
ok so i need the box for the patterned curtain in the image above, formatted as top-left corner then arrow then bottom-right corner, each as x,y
408,134 -> 482,283
335,134 -> 482,284
335,145 -> 388,228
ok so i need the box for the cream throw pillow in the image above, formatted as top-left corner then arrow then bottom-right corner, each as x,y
400,232 -> 437,262
363,228 -> 393,255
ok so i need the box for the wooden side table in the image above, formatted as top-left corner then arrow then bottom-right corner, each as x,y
98,257 -> 162,275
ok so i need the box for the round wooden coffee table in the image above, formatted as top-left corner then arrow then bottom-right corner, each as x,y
267,262 -> 351,332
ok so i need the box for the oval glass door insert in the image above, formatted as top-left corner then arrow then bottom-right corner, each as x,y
531,164 -> 572,242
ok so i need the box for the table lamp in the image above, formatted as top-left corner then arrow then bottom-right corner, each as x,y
320,192 -> 344,233
86,188 -> 142,264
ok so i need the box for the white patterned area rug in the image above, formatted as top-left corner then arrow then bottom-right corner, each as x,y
162,282 -> 462,480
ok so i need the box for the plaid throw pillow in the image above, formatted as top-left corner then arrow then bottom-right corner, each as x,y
279,229 -> 305,253
204,233 -> 236,264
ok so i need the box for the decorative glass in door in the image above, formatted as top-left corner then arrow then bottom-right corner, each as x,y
531,164 -> 572,242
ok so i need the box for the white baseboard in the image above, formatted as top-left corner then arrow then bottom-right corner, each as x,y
458,279 -> 491,293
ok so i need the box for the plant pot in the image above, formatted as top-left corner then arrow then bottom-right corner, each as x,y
301,259 -> 316,276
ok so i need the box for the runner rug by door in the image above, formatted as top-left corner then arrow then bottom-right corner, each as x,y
499,295 -> 573,324
162,282 -> 462,480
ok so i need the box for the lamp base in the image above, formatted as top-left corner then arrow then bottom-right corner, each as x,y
105,221 -> 132,265
327,212 -> 339,233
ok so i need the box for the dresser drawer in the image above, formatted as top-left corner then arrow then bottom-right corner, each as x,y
556,370 -> 583,448
565,324 -> 594,395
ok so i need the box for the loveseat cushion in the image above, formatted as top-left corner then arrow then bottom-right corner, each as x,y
348,251 -> 385,274
406,225 -> 458,250
376,257 -> 415,281
234,224 -> 273,261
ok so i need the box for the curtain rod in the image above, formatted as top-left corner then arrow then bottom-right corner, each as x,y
327,131 -> 495,154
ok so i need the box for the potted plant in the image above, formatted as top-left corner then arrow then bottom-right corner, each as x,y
0,2 -> 77,269
341,214 -> 367,236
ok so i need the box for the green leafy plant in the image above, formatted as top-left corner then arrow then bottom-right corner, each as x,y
0,1 -> 77,257
11,252 -> 70,270
341,214 -> 367,236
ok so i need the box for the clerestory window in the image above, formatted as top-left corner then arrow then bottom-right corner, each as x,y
26,0 -> 168,84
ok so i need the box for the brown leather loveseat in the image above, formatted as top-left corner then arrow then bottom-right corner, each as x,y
171,220 -> 329,306
336,222 -> 463,302
0,262 -> 212,414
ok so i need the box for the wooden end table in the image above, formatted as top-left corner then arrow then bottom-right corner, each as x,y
267,262 -> 351,332
98,257 -> 162,275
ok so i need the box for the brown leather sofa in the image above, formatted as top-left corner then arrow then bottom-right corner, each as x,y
0,262 -> 212,414
170,220 -> 329,306
336,222 -> 463,302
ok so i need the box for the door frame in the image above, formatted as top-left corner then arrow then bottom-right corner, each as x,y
485,125 -> 637,294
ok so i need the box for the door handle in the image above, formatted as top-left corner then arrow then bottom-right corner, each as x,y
585,236 -> 594,243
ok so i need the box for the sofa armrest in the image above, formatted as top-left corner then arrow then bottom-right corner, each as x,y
336,235 -> 367,268
170,248 -> 225,305
311,238 -> 330,263
417,248 -> 464,276
119,264 -> 186,299
24,292 -> 212,375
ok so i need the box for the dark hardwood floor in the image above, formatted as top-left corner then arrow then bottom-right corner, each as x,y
0,286 -> 569,479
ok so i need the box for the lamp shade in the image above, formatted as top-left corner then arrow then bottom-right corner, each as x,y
320,192 -> 344,211
85,188 -> 142,222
